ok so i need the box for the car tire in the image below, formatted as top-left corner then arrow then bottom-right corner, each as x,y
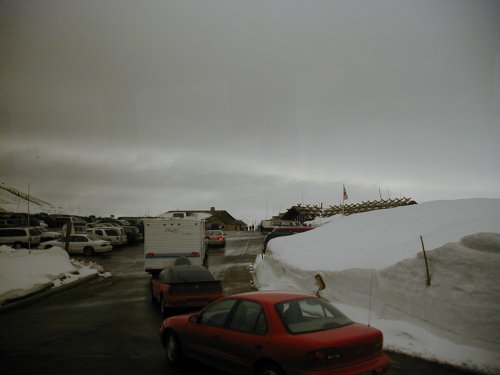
13,242 -> 22,249
83,247 -> 95,256
165,331 -> 182,367
258,362 -> 284,375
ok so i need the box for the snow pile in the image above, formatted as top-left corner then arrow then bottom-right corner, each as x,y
0,246 -> 103,305
255,199 -> 500,374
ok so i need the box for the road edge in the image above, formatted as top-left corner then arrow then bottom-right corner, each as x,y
0,272 -> 100,314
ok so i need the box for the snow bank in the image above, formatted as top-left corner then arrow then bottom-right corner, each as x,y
255,199 -> 500,374
0,246 -> 102,304
268,198 -> 499,271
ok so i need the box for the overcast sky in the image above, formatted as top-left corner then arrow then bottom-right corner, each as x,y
1,0 -> 499,221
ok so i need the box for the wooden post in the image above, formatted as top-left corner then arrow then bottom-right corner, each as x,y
420,235 -> 431,287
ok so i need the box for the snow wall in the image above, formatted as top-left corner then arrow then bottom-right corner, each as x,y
255,199 -> 500,373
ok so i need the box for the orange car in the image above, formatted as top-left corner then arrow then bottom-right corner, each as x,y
151,265 -> 224,316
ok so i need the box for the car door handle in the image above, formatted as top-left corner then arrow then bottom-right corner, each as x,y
254,344 -> 263,350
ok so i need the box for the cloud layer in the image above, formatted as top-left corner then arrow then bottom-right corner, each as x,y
1,0 -> 499,219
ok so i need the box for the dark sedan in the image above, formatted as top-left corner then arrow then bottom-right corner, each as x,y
151,265 -> 224,316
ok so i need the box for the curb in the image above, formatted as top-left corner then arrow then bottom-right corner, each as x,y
0,272 -> 101,314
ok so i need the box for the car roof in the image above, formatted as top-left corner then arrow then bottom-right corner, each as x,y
228,291 -> 315,304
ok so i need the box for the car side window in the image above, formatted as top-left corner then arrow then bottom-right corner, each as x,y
228,300 -> 267,335
95,230 -> 103,236
200,299 -> 237,328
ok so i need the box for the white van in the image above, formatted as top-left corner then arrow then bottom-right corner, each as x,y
0,227 -> 41,249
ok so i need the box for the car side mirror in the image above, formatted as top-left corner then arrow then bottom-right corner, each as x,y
189,314 -> 201,324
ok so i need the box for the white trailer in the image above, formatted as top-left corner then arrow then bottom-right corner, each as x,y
143,218 -> 206,273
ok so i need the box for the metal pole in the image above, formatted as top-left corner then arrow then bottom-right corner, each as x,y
27,183 -> 31,252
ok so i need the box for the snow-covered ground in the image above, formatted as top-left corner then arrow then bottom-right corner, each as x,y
254,199 -> 500,374
0,246 -> 108,305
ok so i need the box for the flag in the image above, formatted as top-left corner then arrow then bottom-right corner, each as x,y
343,185 -> 349,200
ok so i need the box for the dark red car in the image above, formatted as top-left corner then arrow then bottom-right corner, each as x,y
151,265 -> 224,315
159,291 -> 391,375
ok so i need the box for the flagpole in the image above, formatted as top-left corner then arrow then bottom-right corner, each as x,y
342,184 -> 345,216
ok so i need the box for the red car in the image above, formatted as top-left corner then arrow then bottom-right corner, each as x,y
151,265 -> 224,316
159,291 -> 391,375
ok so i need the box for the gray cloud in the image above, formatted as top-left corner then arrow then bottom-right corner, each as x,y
1,0 -> 498,219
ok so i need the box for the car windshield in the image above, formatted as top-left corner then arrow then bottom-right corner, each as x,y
207,230 -> 223,236
276,298 -> 352,334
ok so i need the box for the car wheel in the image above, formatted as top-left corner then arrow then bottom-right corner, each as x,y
83,247 -> 95,256
165,331 -> 182,367
13,242 -> 22,249
258,362 -> 284,375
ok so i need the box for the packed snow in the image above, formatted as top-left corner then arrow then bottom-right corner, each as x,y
0,246 -> 105,305
254,199 -> 500,374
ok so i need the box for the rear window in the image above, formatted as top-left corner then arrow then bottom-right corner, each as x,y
29,228 -> 40,236
169,267 -> 215,282
276,298 -> 352,334
104,229 -> 119,236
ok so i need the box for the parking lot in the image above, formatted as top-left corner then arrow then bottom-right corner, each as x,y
0,232 -> 475,375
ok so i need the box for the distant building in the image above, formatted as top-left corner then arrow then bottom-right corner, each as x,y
278,198 -> 417,223
162,207 -> 246,231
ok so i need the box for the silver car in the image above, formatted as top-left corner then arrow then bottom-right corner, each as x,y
42,234 -> 112,256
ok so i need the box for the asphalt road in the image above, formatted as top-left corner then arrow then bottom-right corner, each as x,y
0,232 -> 476,375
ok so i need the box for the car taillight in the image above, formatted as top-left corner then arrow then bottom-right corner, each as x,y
306,348 -> 341,370
146,252 -> 155,257
191,251 -> 199,256
218,237 -> 224,241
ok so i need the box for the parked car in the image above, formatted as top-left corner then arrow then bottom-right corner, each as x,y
42,234 -> 112,256
0,227 -> 41,249
160,292 -> 391,375
152,266 -> 224,316
205,230 -> 226,248
34,227 -> 64,242
98,219 -> 144,243
122,225 -> 143,243
263,226 -> 315,252
85,227 -> 127,247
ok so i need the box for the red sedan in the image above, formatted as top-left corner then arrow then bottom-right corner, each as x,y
159,291 -> 391,375
151,265 -> 224,316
